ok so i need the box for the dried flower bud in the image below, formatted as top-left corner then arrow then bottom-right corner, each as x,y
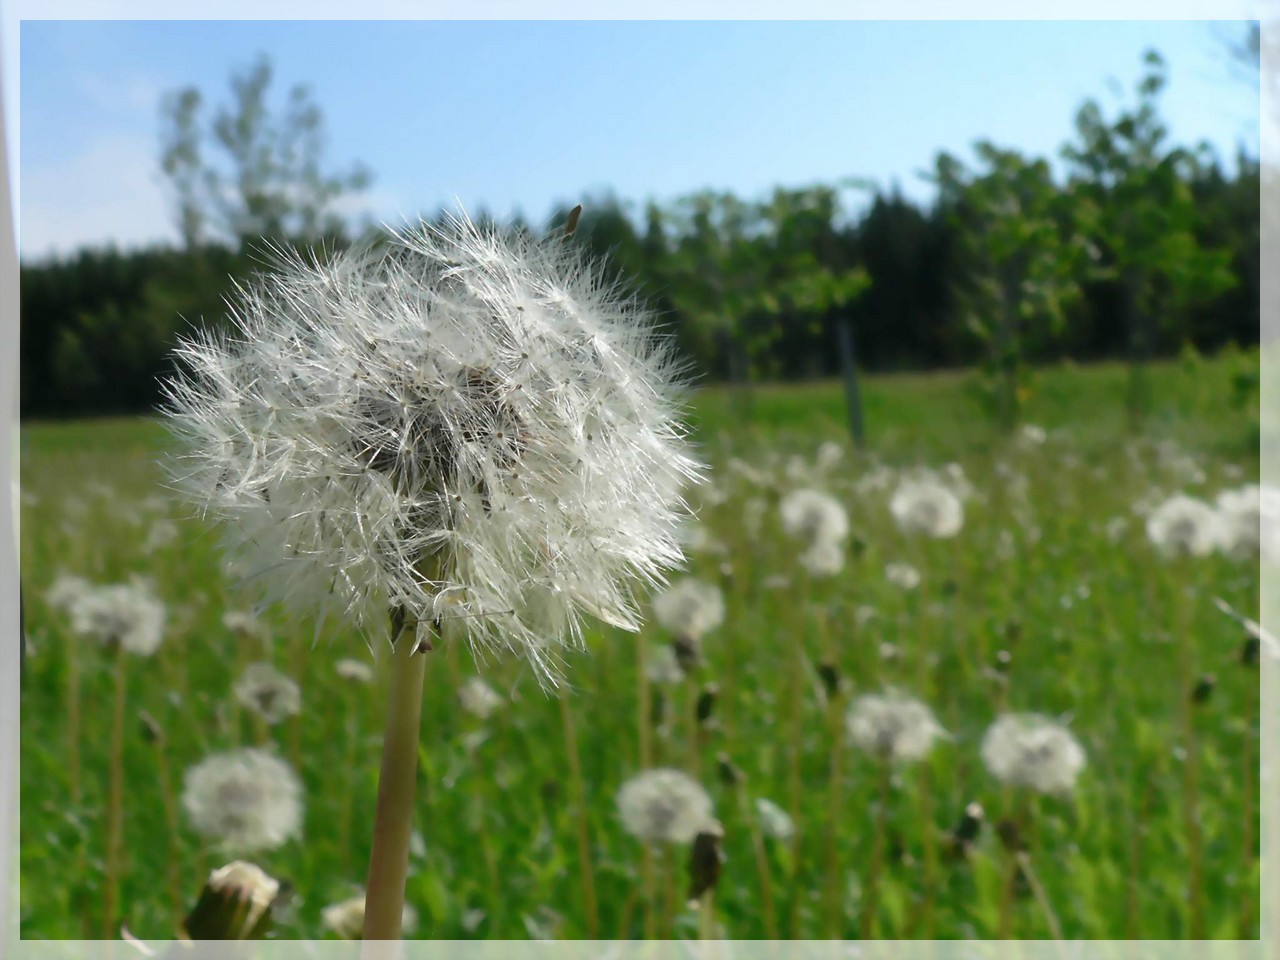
716,753 -> 744,788
182,861 -> 279,941
817,659 -> 841,698
696,684 -> 719,726
138,710 -> 163,746
687,821 -> 726,906
1192,673 -> 1216,705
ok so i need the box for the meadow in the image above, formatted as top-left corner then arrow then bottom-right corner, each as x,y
17,351 -> 1263,941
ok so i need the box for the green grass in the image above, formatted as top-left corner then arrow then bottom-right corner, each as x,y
18,352 -> 1261,941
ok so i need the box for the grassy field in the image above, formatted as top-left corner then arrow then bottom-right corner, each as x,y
18,352 -> 1262,941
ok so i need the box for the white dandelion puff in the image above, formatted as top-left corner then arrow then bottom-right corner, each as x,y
616,768 -> 714,844
232,663 -> 302,725
779,488 -> 850,545
335,657 -> 374,683
163,212 -> 699,682
66,578 -> 166,656
980,713 -> 1086,796
1145,493 -> 1225,559
322,893 -> 418,939
884,562 -> 921,591
1215,484 -> 1262,557
652,578 -> 725,642
754,797 -> 795,841
890,478 -> 964,539
46,570 -> 91,613
846,690 -> 946,763
459,676 -> 504,720
182,747 -> 303,853
798,537 -> 846,577
645,644 -> 686,685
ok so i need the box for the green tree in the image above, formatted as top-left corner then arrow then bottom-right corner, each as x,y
1062,49 -> 1237,424
159,54 -> 372,248
933,143 -> 1090,430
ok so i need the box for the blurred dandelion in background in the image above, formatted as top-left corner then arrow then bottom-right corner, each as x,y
182,747 -> 304,853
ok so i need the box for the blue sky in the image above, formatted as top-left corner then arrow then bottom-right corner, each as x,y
15,19 -> 1260,260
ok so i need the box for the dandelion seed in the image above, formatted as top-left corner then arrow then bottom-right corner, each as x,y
321,893 -> 418,939
1018,424 -> 1047,447
1145,493 -> 1225,559
884,562 -> 921,591
163,212 -> 699,681
616,768 -> 714,844
142,519 -> 180,555
334,657 -> 374,683
66,578 -> 166,656
459,675 -> 504,719
652,578 -> 725,642
182,747 -> 303,853
779,488 -> 850,545
755,797 -> 795,840
980,713 -> 1086,796
890,477 -> 964,539
846,690 -> 946,764
233,662 -> 302,725
815,441 -> 844,472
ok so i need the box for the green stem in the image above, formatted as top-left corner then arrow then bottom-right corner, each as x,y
559,693 -> 600,938
102,643 -> 127,939
362,623 -> 430,945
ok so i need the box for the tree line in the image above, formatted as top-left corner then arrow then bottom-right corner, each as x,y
20,49 -> 1259,422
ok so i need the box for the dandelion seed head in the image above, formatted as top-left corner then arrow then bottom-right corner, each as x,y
1215,483 -> 1263,557
232,662 -> 302,725
885,562 -> 921,591
66,578 -> 166,656
980,713 -> 1086,795
459,675 -> 504,719
798,537 -> 846,577
890,478 -> 964,539
616,768 -> 714,844
182,747 -> 303,853
779,488 -> 849,545
321,893 -> 418,939
754,797 -> 795,841
652,578 -> 725,641
163,213 -> 699,682
335,657 -> 374,683
846,690 -> 946,763
1145,493 -> 1225,558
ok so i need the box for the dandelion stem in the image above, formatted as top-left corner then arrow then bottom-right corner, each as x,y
858,762 -> 891,939
102,643 -> 127,939
821,684 -> 846,938
66,632 -> 82,805
558,692 -> 600,938
147,725 -> 185,932
1174,576 -> 1205,939
361,621 -> 430,948
1016,852 -> 1067,951
736,782 -> 778,938
697,889 -> 717,943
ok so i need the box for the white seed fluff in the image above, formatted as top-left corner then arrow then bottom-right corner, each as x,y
232,662 -> 302,725
779,488 -> 850,545
890,478 -> 964,539
884,562 -> 921,591
846,691 -> 946,763
798,537 -> 846,578
182,747 -> 303,853
459,675 -> 505,720
980,713 -> 1086,796
755,797 -> 796,841
616,768 -> 714,844
1145,493 -> 1225,559
335,657 -> 375,684
1214,484 -> 1261,557
66,578 -> 167,656
163,213 -> 698,682
321,893 -> 418,939
652,578 -> 725,641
